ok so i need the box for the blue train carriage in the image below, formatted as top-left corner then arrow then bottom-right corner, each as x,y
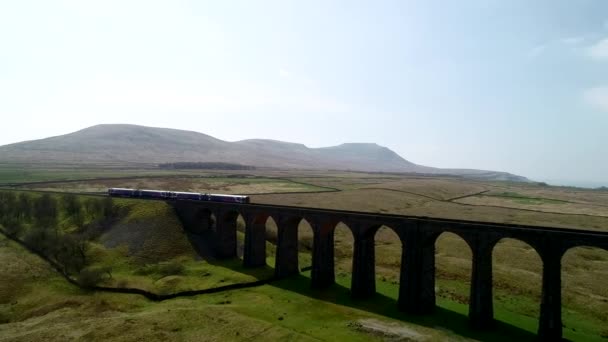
108,188 -> 169,199
139,189 -> 171,199
108,188 -> 249,204
108,187 -> 137,197
208,193 -> 250,204
172,191 -> 202,200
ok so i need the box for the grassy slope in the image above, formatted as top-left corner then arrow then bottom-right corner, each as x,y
1,235 -> 469,342
87,198 -> 275,294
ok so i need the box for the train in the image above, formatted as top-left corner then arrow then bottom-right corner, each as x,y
108,188 -> 250,204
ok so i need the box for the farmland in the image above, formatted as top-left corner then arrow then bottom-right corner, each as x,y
1,166 -> 607,341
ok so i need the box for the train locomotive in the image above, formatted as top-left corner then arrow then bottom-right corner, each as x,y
108,188 -> 250,204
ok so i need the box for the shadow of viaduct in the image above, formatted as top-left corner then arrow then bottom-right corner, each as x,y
171,199 -> 608,341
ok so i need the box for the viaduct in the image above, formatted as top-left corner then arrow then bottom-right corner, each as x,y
171,199 -> 608,341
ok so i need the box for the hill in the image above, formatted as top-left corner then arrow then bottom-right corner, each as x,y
0,124 -> 528,181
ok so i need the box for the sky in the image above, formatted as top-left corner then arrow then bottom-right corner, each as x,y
0,0 -> 607,187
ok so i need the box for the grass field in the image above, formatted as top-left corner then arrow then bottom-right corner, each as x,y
1,166 -> 607,340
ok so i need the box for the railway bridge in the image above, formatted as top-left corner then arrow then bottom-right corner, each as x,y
171,199 -> 608,341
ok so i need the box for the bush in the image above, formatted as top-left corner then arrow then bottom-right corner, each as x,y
78,266 -> 112,288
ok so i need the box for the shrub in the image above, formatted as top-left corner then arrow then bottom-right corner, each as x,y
78,266 -> 112,288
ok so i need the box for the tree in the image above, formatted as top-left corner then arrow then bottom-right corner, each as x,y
17,193 -> 32,221
23,227 -> 53,253
62,193 -> 81,216
84,198 -> 103,219
0,192 -> 17,222
62,194 -> 85,228
53,234 -> 89,275
2,217 -> 23,237
33,194 -> 58,229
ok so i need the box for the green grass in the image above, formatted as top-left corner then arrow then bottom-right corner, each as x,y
0,234 -> 455,341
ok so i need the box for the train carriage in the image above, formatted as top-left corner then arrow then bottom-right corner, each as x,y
108,188 -> 249,204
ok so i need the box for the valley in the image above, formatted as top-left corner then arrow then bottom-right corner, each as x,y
0,166 -> 607,341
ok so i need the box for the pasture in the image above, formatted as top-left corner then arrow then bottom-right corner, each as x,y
1,166 -> 607,340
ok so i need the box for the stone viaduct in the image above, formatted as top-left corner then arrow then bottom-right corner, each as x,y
171,199 -> 608,341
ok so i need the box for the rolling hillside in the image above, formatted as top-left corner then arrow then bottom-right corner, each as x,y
0,124 -> 528,181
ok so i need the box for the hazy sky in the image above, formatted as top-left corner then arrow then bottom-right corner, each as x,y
1,1 -> 607,186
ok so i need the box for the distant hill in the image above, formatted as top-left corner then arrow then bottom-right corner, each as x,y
0,124 -> 529,182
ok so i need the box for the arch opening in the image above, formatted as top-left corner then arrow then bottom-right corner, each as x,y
241,213 -> 279,268
297,218 -> 314,272
235,213 -> 246,259
492,238 -> 542,330
333,222 -> 354,279
434,232 -> 472,306
263,216 -> 279,266
373,225 -> 402,290
561,246 -> 608,340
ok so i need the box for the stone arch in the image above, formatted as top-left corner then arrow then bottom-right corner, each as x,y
243,212 -> 278,268
273,215 -> 316,278
264,215 -> 279,264
373,225 -> 403,285
560,245 -> 608,339
350,224 -> 403,299
434,231 -> 473,306
296,217 -> 315,271
492,237 -> 543,330
362,223 -> 402,241
333,221 -> 355,278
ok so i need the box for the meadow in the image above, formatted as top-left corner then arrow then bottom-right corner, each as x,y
1,166 -> 607,341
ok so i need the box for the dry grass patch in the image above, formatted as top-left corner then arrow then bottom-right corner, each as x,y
455,195 -> 608,217
21,176 -> 328,195
363,178 -> 489,200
